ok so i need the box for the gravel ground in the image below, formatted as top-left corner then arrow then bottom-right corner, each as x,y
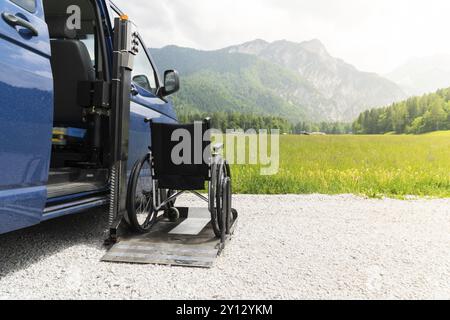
0,195 -> 449,300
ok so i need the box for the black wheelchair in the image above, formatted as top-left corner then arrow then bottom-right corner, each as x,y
125,118 -> 236,240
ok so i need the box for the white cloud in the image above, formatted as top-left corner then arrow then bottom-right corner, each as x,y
113,0 -> 450,74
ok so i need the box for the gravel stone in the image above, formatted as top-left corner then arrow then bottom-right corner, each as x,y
0,195 -> 449,300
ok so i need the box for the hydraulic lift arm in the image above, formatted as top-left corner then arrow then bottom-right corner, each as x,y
106,17 -> 138,245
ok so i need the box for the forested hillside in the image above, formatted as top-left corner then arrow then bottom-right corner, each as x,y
177,108 -> 352,134
353,88 -> 450,134
177,109 -> 293,133
152,46 -> 317,121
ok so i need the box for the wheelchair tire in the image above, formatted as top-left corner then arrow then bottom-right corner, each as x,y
210,160 -> 232,238
126,154 -> 157,233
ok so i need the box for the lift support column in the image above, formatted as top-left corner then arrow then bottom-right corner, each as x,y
106,17 -> 137,245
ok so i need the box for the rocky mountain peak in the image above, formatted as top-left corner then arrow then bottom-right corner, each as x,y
227,39 -> 269,55
299,39 -> 329,56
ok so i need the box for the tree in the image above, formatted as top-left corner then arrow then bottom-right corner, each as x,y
353,87 -> 450,134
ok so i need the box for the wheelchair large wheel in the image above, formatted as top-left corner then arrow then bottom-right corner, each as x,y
209,160 -> 232,238
126,154 -> 157,233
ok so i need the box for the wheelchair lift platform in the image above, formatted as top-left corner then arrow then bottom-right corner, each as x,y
104,18 -> 237,269
102,207 -> 237,268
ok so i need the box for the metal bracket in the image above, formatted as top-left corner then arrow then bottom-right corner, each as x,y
217,209 -> 239,255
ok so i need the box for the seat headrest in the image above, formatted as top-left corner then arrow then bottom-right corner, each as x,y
47,17 -> 77,39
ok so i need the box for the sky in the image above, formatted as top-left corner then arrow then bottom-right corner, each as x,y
113,0 -> 450,74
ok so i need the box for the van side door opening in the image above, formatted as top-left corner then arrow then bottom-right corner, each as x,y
42,0 -> 111,202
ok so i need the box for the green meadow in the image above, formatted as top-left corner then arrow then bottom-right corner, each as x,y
229,131 -> 450,198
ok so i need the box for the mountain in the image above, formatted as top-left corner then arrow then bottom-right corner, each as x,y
151,40 -> 406,122
226,39 -> 407,120
386,54 -> 450,96
151,45 -> 325,121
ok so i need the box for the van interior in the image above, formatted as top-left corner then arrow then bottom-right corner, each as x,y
43,0 -> 110,201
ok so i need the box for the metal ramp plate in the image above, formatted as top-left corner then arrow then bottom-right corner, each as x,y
169,207 -> 211,236
101,208 -> 221,268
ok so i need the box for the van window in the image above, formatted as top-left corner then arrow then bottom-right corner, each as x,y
132,39 -> 158,94
10,0 -> 36,12
79,34 -> 95,64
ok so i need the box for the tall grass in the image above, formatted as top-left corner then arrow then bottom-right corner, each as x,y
229,133 -> 450,198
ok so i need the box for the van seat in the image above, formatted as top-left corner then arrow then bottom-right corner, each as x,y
47,17 -> 95,126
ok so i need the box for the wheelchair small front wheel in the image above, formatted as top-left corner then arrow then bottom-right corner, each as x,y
126,154 -> 157,233
165,207 -> 180,222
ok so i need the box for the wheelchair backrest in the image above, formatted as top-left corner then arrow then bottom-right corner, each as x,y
150,119 -> 211,181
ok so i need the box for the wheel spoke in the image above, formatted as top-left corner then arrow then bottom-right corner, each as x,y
142,205 -> 154,228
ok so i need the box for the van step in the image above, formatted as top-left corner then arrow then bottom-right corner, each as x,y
48,168 -> 79,184
48,168 -> 109,185
43,196 -> 108,221
47,182 -> 106,199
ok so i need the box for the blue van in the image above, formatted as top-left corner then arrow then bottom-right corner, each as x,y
0,0 -> 179,235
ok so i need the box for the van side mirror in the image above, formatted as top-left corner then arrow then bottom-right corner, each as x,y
161,70 -> 180,97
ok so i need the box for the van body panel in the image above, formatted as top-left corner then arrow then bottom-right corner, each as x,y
0,0 -> 179,235
0,0 -> 53,234
131,85 -> 177,121
128,100 -> 177,171
0,0 -> 51,57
